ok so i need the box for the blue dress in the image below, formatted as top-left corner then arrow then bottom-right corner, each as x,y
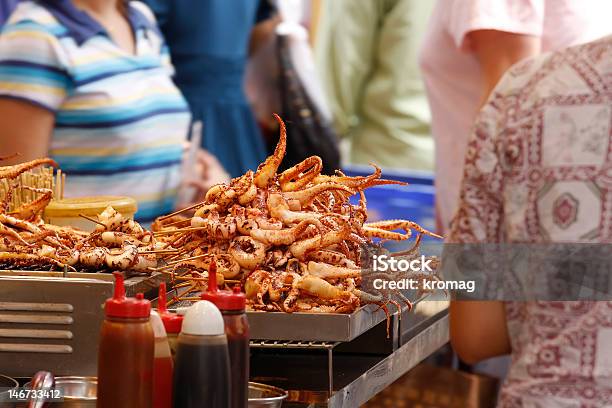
144,0 -> 271,178
0,0 -> 19,26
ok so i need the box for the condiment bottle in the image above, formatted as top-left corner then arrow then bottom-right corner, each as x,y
97,272 -> 153,408
202,261 -> 250,408
173,300 -> 231,408
156,282 -> 183,358
150,311 -> 173,408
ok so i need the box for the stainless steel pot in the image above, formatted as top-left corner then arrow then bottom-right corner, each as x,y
25,376 -> 96,408
24,376 -> 283,407
0,374 -> 19,408
248,382 -> 287,408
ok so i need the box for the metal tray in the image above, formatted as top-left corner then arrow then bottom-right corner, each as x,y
0,270 -> 169,298
246,305 -> 389,342
245,291 -> 433,343
169,292 -> 429,343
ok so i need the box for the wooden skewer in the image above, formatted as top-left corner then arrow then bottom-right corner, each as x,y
165,249 -> 189,262
168,231 -> 191,247
171,276 -> 213,282
224,279 -> 241,285
53,168 -> 57,198
176,296 -> 201,301
159,281 -> 194,290
150,264 -> 175,272
57,170 -> 62,199
138,249 -> 179,254
163,218 -> 191,228
78,214 -> 106,227
152,269 -> 206,280
153,226 -> 209,236
164,253 -> 211,266
61,173 -> 65,199
156,202 -> 205,221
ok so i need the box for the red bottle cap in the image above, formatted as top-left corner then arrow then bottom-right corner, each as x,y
157,282 -> 183,333
105,272 -> 151,318
200,260 -> 246,311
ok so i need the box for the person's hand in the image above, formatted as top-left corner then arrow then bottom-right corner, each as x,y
194,148 -> 231,192
177,143 -> 230,208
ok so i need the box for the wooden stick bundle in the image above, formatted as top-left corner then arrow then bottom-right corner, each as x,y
0,166 -> 61,213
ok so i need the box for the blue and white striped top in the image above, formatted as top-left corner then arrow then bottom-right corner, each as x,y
0,0 -> 191,222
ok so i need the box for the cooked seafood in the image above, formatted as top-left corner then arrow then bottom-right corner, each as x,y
1,120 -> 441,318
154,114 -> 442,315
0,158 -> 172,273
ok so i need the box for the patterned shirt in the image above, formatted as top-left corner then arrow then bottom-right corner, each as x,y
450,37 -> 612,407
0,1 -> 190,222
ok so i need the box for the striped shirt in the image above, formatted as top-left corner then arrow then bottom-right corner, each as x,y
0,0 -> 190,222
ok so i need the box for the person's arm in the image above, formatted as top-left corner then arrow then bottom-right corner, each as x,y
468,30 -> 540,107
248,14 -> 279,56
450,301 -> 511,364
0,17 -> 70,164
447,83 -> 516,364
0,99 -> 54,164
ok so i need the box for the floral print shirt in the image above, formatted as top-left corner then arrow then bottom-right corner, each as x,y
449,36 -> 612,408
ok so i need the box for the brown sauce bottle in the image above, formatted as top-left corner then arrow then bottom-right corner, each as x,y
173,300 -> 231,408
97,272 -> 153,408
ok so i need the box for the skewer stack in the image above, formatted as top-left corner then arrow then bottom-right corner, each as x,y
0,166 -> 64,212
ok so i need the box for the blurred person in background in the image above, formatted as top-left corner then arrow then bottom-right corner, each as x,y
449,35 -> 612,407
315,0 -> 434,171
144,0 -> 277,178
419,0 -> 612,234
0,0 -> 197,222
0,0 -> 18,26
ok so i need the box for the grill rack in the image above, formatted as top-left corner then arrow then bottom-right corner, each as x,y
249,339 -> 340,350
250,339 -> 341,396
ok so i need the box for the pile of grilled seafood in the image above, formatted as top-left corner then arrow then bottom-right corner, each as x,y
153,114 -> 442,314
0,158 -> 171,272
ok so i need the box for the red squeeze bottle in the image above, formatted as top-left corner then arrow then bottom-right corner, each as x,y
150,310 -> 173,408
201,261 -> 250,408
157,282 -> 183,358
97,272 -> 154,408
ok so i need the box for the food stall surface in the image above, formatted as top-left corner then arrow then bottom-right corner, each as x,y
250,301 -> 449,407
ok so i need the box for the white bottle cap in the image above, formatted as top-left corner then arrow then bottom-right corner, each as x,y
181,300 -> 225,336
149,310 -> 168,339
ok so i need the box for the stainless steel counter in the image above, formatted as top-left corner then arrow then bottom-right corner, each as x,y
328,309 -> 448,407
250,299 -> 449,407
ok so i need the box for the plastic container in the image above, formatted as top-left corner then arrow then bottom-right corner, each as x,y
156,283 -> 183,358
202,261 -> 250,408
97,272 -> 153,408
150,311 -> 173,408
173,301 -> 231,408
348,182 -> 436,251
342,164 -> 434,186
43,196 -> 137,231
